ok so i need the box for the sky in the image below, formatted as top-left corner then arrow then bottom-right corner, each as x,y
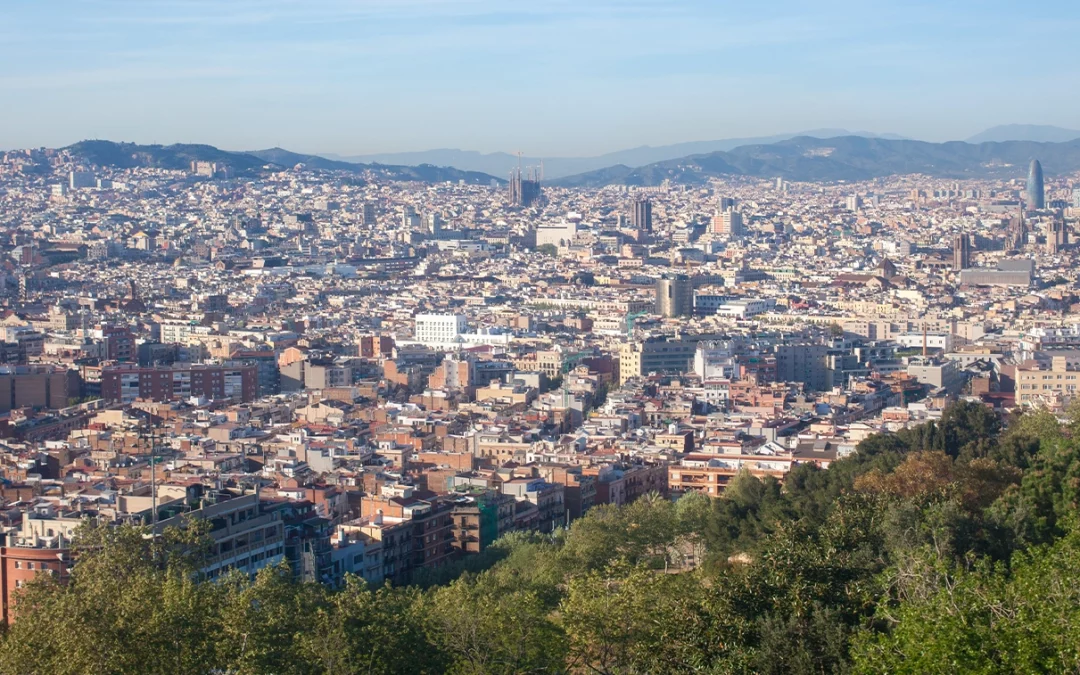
2,0 -> 1079,157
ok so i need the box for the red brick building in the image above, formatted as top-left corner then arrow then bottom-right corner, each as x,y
1,515 -> 77,623
101,364 -> 258,403
0,365 -> 80,412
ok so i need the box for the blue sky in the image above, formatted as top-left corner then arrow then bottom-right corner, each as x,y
1,0 -> 1079,156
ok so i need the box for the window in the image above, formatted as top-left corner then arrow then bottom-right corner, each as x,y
26,562 -> 34,570
13,561 -> 21,569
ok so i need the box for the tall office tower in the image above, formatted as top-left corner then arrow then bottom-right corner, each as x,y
509,166 -> 542,207
846,195 -> 861,211
718,197 -> 737,211
952,233 -> 971,271
362,201 -> 376,226
775,177 -> 784,191
402,206 -> 420,229
711,208 -> 744,237
1072,187 -> 1080,209
655,276 -> 693,318
631,197 -> 652,232
1027,159 -> 1045,209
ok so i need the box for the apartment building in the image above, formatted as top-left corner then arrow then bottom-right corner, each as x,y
1016,354 -> 1080,405
0,366 -> 80,412
153,491 -> 285,580
448,488 -> 515,554
500,478 -> 565,533
101,364 -> 258,403
0,508 -> 79,623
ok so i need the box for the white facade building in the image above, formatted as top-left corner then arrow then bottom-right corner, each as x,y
413,314 -> 510,349
414,314 -> 468,344
896,332 -> 954,352
714,299 -> 773,320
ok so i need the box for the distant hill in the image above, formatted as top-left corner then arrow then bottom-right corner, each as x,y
66,140 -> 268,173
64,140 -> 501,184
333,129 -> 908,179
966,124 -> 1080,144
548,136 -> 1080,187
248,147 -> 371,172
247,147 -> 499,184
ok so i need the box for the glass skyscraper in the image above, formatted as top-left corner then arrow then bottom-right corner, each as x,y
1027,159 -> 1045,209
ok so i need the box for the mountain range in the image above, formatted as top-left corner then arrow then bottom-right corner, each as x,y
59,128 -> 1080,188
965,124 -> 1080,144
64,141 -> 501,184
326,129 -> 909,180
547,136 -> 1080,187
323,125 -> 1080,179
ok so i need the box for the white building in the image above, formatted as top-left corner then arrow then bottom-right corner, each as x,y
413,314 -> 510,349
536,221 -> 578,248
896,332 -> 954,352
159,318 -> 199,345
714,299 -> 772,320
414,314 -> 467,344
694,341 -> 737,380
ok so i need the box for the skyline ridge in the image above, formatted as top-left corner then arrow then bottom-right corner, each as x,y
11,123 -> 1080,183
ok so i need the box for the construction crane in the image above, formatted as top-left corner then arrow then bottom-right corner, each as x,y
626,311 -> 647,339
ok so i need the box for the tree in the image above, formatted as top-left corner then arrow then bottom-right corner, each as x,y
938,400 -> 1001,457
300,579 -> 444,675
705,471 -> 793,560
0,519 -> 221,675
675,491 -> 712,566
536,243 -> 558,257
429,574 -> 565,675
562,564 -> 705,674
987,436 -> 1080,546
215,564 -> 325,675
853,532 -> 1080,674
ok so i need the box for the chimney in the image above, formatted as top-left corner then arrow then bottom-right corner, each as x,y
922,324 -> 928,358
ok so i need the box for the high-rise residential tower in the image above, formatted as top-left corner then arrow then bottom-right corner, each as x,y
711,208 -> 744,238
1027,159 -> 1045,209
631,197 -> 652,232
655,276 -> 693,318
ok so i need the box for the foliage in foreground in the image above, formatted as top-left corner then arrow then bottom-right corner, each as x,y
3,401 -> 1080,674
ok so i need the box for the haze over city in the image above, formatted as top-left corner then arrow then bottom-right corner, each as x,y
3,1 -> 1080,673
3,0 -> 1080,155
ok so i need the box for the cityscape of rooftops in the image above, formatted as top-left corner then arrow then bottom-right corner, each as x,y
0,1 -> 1079,672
